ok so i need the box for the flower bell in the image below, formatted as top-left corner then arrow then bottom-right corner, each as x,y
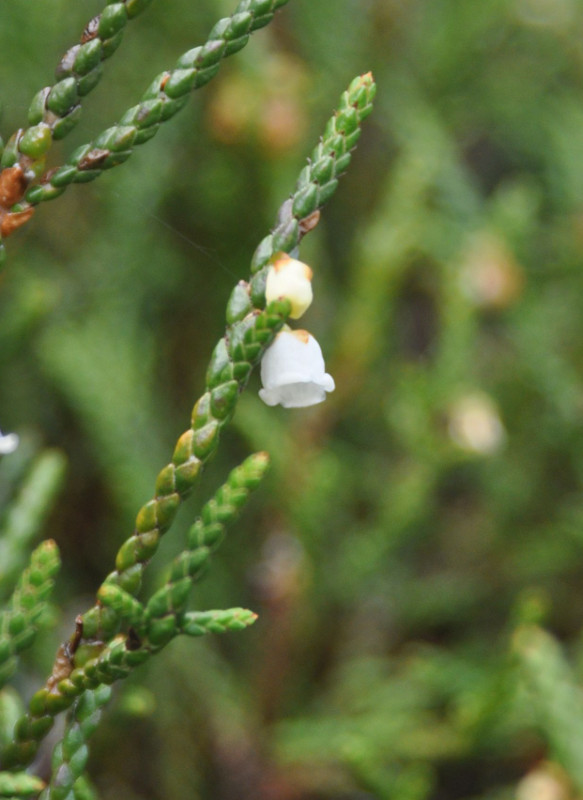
259,329 -> 335,408
0,429 -> 19,454
265,253 -> 313,319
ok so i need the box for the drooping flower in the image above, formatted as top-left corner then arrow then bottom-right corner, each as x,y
0,429 -> 19,455
265,253 -> 313,319
259,329 -> 335,408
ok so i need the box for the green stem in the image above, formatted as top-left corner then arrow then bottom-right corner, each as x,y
14,0 -> 291,210
143,452 -> 269,647
0,541 -> 60,690
0,0 -> 290,264
1,71 -> 376,772
0,0 -> 157,174
0,769 -> 44,797
38,686 -> 111,800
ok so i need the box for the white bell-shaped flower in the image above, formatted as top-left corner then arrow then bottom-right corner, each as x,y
0,429 -> 19,454
259,329 -> 335,408
265,253 -> 313,319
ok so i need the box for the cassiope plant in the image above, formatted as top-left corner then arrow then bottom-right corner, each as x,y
0,0 -> 376,795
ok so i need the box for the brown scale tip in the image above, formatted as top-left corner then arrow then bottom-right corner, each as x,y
81,15 -> 100,43
299,209 -> 320,236
77,148 -> 109,171
0,165 -> 27,209
1,207 -> 35,238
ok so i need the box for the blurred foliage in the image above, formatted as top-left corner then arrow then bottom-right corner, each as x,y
4,0 -> 583,798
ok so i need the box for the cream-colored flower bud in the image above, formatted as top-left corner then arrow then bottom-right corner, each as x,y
265,253 -> 313,319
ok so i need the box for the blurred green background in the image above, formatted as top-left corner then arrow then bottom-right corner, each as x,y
4,0 -> 583,797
